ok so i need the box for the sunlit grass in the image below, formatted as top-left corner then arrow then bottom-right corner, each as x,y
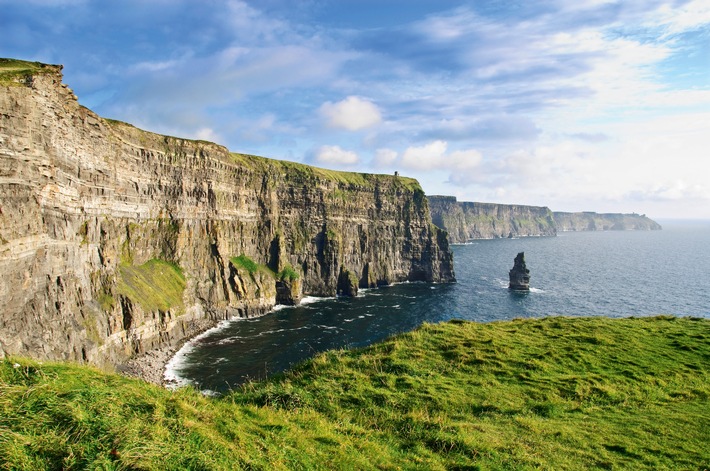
0,58 -> 60,86
117,259 -> 186,313
231,152 -> 421,191
1,316 -> 708,469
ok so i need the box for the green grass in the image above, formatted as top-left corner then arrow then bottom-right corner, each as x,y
277,264 -> 300,282
117,259 -> 186,313
1,316 -> 708,470
230,152 -> 421,191
0,58 -> 60,86
230,255 -> 260,275
230,254 -> 276,278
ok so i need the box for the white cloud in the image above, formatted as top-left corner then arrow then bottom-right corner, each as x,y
401,140 -> 448,170
193,127 -> 221,143
314,145 -> 360,166
449,150 -> 483,171
653,0 -> 710,35
129,59 -> 182,73
397,141 -> 484,185
320,96 -> 382,131
373,148 -> 398,168
225,0 -> 292,45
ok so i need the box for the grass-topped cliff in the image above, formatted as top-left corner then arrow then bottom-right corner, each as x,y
428,196 -> 662,243
0,59 -> 62,86
230,152 -> 422,191
0,58 -> 454,368
2,316 -> 708,470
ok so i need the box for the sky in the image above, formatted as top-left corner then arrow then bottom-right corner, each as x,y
2,0 -> 710,219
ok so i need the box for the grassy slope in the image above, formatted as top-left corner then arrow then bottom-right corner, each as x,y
1,316 -> 708,470
230,152 -> 421,191
117,259 -> 186,313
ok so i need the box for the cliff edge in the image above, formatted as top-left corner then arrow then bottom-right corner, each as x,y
428,196 -> 661,243
0,59 -> 455,367
552,211 -> 662,232
428,196 -> 557,242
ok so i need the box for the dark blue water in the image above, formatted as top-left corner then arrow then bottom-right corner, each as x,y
166,220 -> 710,393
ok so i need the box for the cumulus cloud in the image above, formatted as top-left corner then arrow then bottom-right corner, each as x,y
320,96 -> 382,131
313,145 -> 360,167
449,150 -> 483,170
400,140 -> 448,170
398,140 -> 483,182
373,148 -> 398,168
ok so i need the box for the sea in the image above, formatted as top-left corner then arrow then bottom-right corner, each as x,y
165,220 -> 710,394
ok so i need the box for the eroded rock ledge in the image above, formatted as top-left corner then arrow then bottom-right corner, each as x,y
0,59 -> 455,368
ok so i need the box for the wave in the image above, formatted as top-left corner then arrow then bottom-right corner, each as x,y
164,319 -> 236,389
271,304 -> 292,312
316,325 -> 341,331
299,295 -> 334,306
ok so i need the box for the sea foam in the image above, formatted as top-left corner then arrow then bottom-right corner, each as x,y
164,319 -> 236,389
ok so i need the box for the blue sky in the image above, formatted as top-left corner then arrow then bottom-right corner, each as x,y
3,0 -> 709,218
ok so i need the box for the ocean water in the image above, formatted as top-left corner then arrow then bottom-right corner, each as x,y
166,220 -> 710,393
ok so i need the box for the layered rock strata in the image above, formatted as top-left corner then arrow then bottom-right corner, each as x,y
552,211 -> 662,232
427,196 -> 556,242
0,60 -> 455,367
428,196 -> 661,244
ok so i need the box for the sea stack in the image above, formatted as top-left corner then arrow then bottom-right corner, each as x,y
509,252 -> 530,291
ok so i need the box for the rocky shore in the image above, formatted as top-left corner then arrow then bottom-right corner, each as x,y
116,345 -> 181,386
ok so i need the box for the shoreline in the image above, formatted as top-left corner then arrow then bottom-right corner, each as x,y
114,293 -> 396,388
116,343 -> 183,386
115,305 -> 289,388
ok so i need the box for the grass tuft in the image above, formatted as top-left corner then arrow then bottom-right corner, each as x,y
277,264 -> 300,282
230,255 -> 260,275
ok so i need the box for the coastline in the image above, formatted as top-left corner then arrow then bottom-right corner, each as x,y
116,343 -> 183,386
115,304 -> 296,388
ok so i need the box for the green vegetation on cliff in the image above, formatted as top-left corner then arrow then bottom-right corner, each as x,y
231,152 -> 421,191
277,264 -> 300,282
117,259 -> 186,313
0,59 -> 61,86
1,316 -> 708,470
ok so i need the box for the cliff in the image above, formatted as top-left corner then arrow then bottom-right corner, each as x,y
552,211 -> 662,232
0,59 -> 454,367
427,196 -> 557,242
428,196 -> 661,243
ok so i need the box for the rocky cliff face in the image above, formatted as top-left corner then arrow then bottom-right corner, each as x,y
552,212 -> 662,231
428,196 -> 557,242
428,196 -> 661,244
0,60 -> 454,366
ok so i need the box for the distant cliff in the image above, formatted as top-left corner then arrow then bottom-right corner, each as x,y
552,211 -> 662,232
428,196 -> 661,243
0,59 -> 454,367
428,196 -> 556,242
